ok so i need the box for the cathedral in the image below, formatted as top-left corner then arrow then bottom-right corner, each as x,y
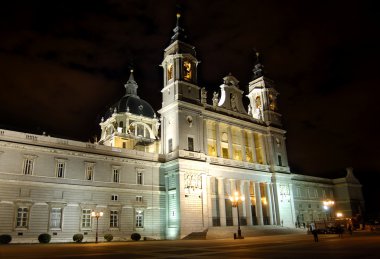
0,14 -> 364,242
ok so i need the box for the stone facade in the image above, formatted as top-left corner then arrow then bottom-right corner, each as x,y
0,16 -> 364,242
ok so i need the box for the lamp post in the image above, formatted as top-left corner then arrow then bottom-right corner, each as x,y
323,200 -> 335,220
91,211 -> 103,243
229,191 -> 245,239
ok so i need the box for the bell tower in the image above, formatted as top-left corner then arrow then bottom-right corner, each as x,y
161,13 -> 200,108
247,52 -> 282,127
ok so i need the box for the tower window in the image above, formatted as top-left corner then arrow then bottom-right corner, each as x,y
135,210 -> 144,228
113,168 -> 120,183
50,208 -> 62,229
55,160 -> 66,178
278,155 -> 282,166
110,210 -> 119,228
137,172 -> 143,185
16,207 -> 29,228
85,163 -> 94,181
188,137 -> 194,151
23,157 -> 34,175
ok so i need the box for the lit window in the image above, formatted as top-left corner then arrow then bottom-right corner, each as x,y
50,208 -> 62,229
85,163 -> 94,181
16,207 -> 29,228
56,160 -> 66,178
81,209 -> 92,228
113,168 -> 120,183
136,196 -> 143,203
137,172 -> 143,185
188,137 -> 194,151
110,210 -> 118,228
135,210 -> 144,228
23,158 -> 34,175
111,195 -> 118,201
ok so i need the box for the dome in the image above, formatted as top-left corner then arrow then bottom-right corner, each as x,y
104,95 -> 156,119
103,69 -> 156,120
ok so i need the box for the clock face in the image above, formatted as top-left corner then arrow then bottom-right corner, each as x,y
167,64 -> 173,81
183,60 -> 192,81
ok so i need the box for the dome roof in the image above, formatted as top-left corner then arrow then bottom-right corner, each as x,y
103,69 -> 156,120
105,95 -> 155,119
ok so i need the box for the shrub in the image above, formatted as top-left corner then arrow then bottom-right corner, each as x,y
38,233 -> 51,244
73,234 -> 84,243
104,234 -> 113,242
0,234 -> 12,244
131,233 -> 141,241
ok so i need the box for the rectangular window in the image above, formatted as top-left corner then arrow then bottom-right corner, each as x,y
136,211 -> 144,228
137,172 -> 143,185
81,209 -> 92,228
23,158 -> 34,175
56,161 -> 65,178
16,207 -> 29,228
110,210 -> 118,228
278,155 -> 282,166
136,196 -> 143,203
50,208 -> 62,229
85,164 -> 94,181
111,195 -> 118,201
113,168 -> 120,183
188,137 -> 194,151
168,139 -> 173,152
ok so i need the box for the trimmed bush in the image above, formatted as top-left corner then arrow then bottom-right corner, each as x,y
73,234 -> 84,243
0,234 -> 12,244
131,233 -> 141,241
38,233 -> 51,244
104,234 -> 113,242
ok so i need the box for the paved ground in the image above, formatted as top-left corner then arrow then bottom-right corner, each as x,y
1,231 -> 380,258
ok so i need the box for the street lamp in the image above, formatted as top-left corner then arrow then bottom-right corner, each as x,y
91,211 -> 103,243
229,191 -> 245,239
323,200 -> 335,220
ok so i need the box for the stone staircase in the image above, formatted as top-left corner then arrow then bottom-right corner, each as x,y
206,226 -> 307,239
182,230 -> 208,240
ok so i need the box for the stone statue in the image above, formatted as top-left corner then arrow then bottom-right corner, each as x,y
212,92 -> 219,107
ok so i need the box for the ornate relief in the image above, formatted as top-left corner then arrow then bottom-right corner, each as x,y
184,173 -> 202,196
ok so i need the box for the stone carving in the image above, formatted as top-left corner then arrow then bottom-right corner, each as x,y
201,87 -> 207,104
212,92 -> 219,107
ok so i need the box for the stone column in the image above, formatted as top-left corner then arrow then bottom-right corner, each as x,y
227,126 -> 233,160
289,183 -> 297,226
206,176 -> 213,227
218,177 -> 226,226
230,179 -> 238,226
244,180 -> 253,225
255,182 -> 264,225
269,183 -> 278,225
259,134 -> 267,164
239,180 -> 247,221
241,129 -> 246,162
251,132 -> 257,163
203,118 -> 207,155
266,183 -> 274,225
215,122 -> 221,157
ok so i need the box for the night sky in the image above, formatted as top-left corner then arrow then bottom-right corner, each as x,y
1,1 -> 379,215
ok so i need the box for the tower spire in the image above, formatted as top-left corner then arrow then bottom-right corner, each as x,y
252,49 -> 264,80
124,69 -> 139,97
171,13 -> 187,43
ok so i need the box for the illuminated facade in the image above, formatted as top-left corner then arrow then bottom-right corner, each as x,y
0,15 -> 364,242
